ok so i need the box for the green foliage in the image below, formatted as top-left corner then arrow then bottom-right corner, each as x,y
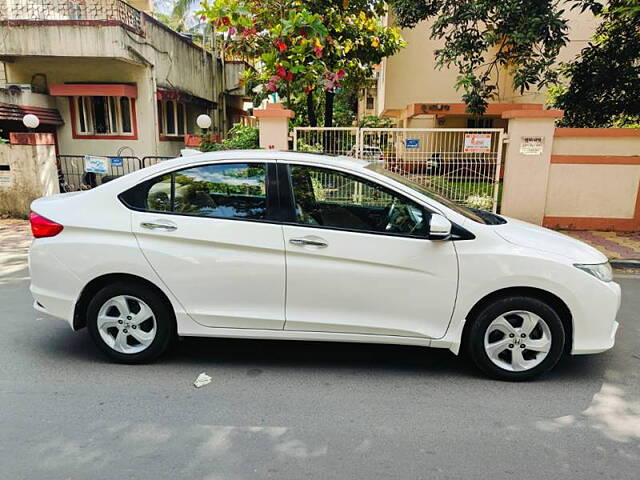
552,1 -> 640,127
332,87 -> 358,127
199,0 -> 406,125
200,123 -> 259,151
358,115 -> 395,128
388,0 -> 603,115
611,0 -> 640,19
296,140 -> 324,153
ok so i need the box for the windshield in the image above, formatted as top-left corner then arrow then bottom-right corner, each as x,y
365,163 -> 490,224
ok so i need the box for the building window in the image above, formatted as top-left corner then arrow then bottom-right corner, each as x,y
159,99 -> 188,137
366,96 -> 374,110
73,96 -> 136,137
467,118 -> 494,128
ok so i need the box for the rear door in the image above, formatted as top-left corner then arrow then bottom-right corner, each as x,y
125,161 -> 286,330
280,163 -> 459,339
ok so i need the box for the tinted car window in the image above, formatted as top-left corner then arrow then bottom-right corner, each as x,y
147,174 -> 172,212
120,163 -> 268,220
173,164 -> 267,219
289,165 -> 429,236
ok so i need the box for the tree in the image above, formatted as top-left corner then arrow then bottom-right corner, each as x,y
612,0 -> 640,19
199,0 -> 405,126
551,1 -> 640,127
387,0 -> 603,115
154,0 -> 202,33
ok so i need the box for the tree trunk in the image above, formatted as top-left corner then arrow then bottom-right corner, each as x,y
324,90 -> 334,127
307,91 -> 317,127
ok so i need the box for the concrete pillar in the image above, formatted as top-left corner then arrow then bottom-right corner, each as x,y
500,110 -> 564,225
254,103 -> 294,150
0,133 -> 59,216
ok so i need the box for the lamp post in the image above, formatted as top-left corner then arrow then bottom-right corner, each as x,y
196,114 -> 212,130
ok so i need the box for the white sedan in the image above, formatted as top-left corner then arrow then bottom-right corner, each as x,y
29,151 -> 620,380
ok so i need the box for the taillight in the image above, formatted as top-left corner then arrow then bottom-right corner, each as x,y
30,211 -> 64,238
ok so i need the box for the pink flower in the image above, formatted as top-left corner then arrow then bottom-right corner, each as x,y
276,65 -> 287,79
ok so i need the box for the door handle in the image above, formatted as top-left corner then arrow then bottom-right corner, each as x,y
140,221 -> 178,232
289,237 -> 328,248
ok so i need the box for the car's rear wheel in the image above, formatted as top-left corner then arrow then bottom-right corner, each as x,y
467,296 -> 566,381
87,282 -> 174,363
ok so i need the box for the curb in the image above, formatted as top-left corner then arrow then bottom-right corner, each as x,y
611,260 -> 640,270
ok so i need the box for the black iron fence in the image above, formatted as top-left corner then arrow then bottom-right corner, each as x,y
57,155 -> 173,192
0,0 -> 145,36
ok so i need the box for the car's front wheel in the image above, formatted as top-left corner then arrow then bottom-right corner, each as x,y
87,282 -> 174,363
467,296 -> 566,381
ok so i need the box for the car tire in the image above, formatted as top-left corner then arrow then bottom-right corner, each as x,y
467,296 -> 565,381
87,281 -> 175,364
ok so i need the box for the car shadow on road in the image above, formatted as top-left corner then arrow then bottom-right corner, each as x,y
33,323 -> 608,384
173,335 -> 608,381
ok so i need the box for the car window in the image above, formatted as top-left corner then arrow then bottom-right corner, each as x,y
147,174 -> 172,212
289,165 -> 429,237
121,163 -> 268,220
172,164 -> 267,219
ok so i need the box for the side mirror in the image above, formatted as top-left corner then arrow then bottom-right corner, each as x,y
429,213 -> 452,240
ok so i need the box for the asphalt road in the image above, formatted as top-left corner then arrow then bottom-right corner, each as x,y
1,232 -> 639,479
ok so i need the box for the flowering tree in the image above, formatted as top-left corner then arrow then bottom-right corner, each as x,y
199,0 -> 405,126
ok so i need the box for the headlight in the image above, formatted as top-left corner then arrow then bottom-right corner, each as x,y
574,262 -> 613,282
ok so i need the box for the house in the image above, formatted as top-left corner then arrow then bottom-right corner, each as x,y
0,0 -> 248,158
373,9 -> 598,128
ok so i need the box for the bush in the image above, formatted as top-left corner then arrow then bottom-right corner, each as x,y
200,124 -> 259,152
465,194 -> 493,210
296,140 -> 324,153
358,115 -> 396,128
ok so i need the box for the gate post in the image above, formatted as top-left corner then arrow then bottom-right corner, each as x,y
500,110 -> 563,225
0,133 -> 59,216
254,103 -> 294,150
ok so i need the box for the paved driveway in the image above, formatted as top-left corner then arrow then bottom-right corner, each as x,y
1,221 -> 639,479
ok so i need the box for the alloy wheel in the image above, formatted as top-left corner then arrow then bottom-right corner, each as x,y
483,310 -> 552,372
96,295 -> 157,354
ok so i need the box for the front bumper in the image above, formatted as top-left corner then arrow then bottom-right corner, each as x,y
571,280 -> 621,355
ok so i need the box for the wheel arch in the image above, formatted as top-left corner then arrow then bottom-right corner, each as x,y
461,286 -> 573,354
73,273 -> 175,331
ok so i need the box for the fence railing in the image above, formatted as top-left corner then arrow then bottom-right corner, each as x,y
0,0 -> 145,35
57,155 -> 172,192
293,126 -> 505,212
293,127 -> 359,157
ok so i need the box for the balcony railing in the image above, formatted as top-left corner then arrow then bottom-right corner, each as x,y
0,0 -> 144,36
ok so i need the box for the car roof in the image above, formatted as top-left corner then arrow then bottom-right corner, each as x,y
154,149 -> 369,172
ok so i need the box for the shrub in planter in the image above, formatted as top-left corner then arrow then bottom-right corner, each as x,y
200,124 -> 259,152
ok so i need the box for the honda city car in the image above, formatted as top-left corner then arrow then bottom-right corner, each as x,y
29,150 -> 620,380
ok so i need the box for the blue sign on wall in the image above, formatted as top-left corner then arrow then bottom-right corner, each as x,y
405,139 -> 420,149
110,157 -> 124,167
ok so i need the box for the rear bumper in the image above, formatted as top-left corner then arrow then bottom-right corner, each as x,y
30,284 -> 77,329
571,280 -> 621,355
29,240 -> 81,329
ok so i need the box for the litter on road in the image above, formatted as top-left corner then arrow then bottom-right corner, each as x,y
193,372 -> 212,388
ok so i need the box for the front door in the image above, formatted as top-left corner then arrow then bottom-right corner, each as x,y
130,161 -> 286,330
281,163 -> 458,339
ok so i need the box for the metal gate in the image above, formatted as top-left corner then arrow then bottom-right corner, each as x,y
57,155 -> 173,192
293,127 -> 505,212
